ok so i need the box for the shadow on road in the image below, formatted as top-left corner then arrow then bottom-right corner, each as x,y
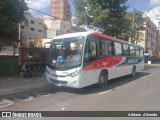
50,72 -> 150,95
0,72 -> 150,101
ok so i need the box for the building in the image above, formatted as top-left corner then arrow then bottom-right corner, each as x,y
137,16 -> 159,57
157,31 -> 160,57
153,18 -> 160,57
43,16 -> 67,38
145,17 -> 159,56
51,0 -> 71,32
20,12 -> 47,44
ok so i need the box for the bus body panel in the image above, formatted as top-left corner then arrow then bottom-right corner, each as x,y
81,69 -> 100,87
46,32 -> 144,88
46,66 -> 83,88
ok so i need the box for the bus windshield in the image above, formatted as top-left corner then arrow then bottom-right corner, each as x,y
48,36 -> 85,70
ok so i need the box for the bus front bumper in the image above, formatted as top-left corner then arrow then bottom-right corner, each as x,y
46,73 -> 81,88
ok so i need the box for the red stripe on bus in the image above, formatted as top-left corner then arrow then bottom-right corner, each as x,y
92,32 -> 129,44
83,56 -> 123,71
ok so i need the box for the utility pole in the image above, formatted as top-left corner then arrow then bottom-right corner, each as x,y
131,8 -> 135,43
18,23 -> 21,41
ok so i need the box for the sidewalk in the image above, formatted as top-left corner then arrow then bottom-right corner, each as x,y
145,61 -> 160,66
0,75 -> 48,97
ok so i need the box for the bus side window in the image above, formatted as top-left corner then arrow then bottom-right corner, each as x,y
135,47 -> 140,57
84,42 -> 89,61
100,39 -> 112,56
108,41 -> 113,55
89,42 -> 97,58
123,44 -> 129,56
130,46 -> 136,56
140,48 -> 144,57
114,42 -> 122,56
84,41 -> 97,63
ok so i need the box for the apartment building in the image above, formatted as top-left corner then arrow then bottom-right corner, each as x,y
137,16 -> 159,57
51,0 -> 71,32
155,19 -> 160,57
43,16 -> 67,38
20,12 -> 47,42
157,31 -> 160,57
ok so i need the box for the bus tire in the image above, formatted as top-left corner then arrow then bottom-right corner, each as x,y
97,71 -> 108,88
131,66 -> 136,77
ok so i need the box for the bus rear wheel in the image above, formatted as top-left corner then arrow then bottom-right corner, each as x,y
98,71 -> 108,88
131,66 -> 136,77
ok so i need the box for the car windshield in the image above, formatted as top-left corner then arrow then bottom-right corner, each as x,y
47,36 -> 85,70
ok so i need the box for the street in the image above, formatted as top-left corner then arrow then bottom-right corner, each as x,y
1,0 -> 160,119
0,65 -> 160,120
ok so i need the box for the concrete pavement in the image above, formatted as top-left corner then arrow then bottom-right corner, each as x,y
0,63 -> 160,98
0,75 -> 48,97
1,63 -> 160,120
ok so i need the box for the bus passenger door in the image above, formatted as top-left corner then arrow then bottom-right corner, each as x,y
82,36 -> 99,86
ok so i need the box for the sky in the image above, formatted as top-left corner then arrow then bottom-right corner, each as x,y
25,0 -> 75,17
26,0 -> 160,26
127,0 -> 160,21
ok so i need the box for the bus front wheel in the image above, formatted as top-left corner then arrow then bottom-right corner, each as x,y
98,71 -> 108,88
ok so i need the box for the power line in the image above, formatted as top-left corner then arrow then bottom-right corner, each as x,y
28,7 -> 72,22
29,7 -> 58,19
26,0 -> 51,7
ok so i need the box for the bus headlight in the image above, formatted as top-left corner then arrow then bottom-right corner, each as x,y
69,70 -> 81,78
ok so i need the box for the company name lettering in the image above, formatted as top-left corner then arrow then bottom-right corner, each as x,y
127,59 -> 139,64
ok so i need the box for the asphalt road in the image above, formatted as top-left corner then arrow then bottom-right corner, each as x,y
1,65 -> 160,120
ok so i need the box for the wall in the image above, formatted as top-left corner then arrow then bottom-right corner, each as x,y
44,16 -> 67,38
0,56 -> 19,76
21,12 -> 47,40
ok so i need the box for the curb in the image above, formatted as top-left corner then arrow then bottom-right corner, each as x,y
145,64 -> 160,66
0,83 -> 49,96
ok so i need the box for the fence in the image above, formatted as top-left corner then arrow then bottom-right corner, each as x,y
19,47 -> 49,65
0,47 -> 49,76
0,56 -> 19,75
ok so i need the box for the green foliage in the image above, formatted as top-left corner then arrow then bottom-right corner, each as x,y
71,25 -> 87,32
0,0 -> 28,43
125,10 -> 145,44
75,0 -> 130,40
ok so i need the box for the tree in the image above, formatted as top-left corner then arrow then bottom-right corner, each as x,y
71,25 -> 87,32
125,10 -> 145,44
75,0 -> 130,40
0,0 -> 28,44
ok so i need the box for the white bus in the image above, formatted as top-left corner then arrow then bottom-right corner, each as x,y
46,32 -> 144,88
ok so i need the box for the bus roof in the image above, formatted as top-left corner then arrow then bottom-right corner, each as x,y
54,31 -> 95,39
54,31 -> 143,49
93,32 -> 144,49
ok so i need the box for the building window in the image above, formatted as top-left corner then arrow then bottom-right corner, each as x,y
31,27 -> 34,31
39,23 -> 42,26
21,26 -> 25,29
31,20 -> 34,24
39,29 -> 42,32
